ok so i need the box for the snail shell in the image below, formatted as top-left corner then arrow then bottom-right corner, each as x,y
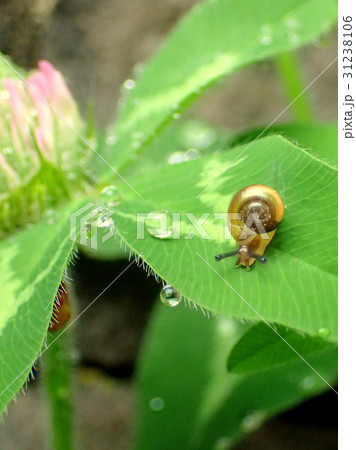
216,185 -> 284,269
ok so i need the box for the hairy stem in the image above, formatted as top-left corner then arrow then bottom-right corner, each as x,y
274,51 -> 314,122
43,330 -> 75,450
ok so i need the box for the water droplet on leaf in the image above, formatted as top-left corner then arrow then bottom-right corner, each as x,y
149,397 -> 165,411
318,328 -> 330,338
101,185 -> 118,198
240,411 -> 266,433
301,376 -> 316,390
97,214 -> 114,228
214,437 -> 231,450
168,152 -> 186,164
160,285 -> 181,307
288,32 -> 300,43
260,35 -> 272,45
185,148 -> 200,160
146,210 -> 173,239
123,79 -> 135,90
286,17 -> 300,28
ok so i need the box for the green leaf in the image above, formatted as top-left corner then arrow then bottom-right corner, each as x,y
122,119 -> 231,179
111,136 -> 337,341
0,200 -> 84,414
134,301 -> 337,449
108,0 -> 337,170
227,322 -> 336,374
230,122 -> 338,167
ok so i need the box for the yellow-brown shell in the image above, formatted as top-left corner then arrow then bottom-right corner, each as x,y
228,185 -> 284,267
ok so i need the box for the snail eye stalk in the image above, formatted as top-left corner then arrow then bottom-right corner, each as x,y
215,249 -> 240,261
247,249 -> 267,264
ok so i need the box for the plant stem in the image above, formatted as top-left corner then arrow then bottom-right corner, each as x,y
274,51 -> 314,122
44,330 -> 75,450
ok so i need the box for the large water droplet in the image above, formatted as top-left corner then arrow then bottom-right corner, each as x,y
149,397 -> 165,411
123,79 -> 135,90
160,285 -> 182,307
181,123 -> 217,149
318,328 -> 330,339
146,210 -> 173,239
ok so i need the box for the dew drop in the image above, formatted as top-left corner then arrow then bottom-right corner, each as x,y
172,112 -> 181,119
286,17 -> 300,28
68,172 -> 76,180
168,152 -> 186,164
97,214 -> 114,228
168,149 -> 200,164
318,328 -> 330,339
133,62 -> 145,77
301,376 -> 316,390
131,131 -> 144,141
123,79 -> 136,90
160,285 -> 181,307
149,397 -> 165,411
105,130 -> 117,146
146,210 -> 173,239
185,148 -> 200,160
181,124 -> 217,149
260,25 -> 272,46
214,437 -> 231,450
134,97 -> 142,106
260,35 -> 272,45
240,411 -> 266,433
43,208 -> 59,225
288,32 -> 300,44
101,185 -> 118,198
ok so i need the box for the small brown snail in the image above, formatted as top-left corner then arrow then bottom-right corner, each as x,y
215,185 -> 284,270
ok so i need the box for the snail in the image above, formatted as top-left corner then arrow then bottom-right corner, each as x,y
215,185 -> 284,270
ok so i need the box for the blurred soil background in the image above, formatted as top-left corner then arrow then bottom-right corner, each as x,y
0,0 -> 337,448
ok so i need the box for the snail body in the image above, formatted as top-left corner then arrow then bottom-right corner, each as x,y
215,185 -> 284,269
